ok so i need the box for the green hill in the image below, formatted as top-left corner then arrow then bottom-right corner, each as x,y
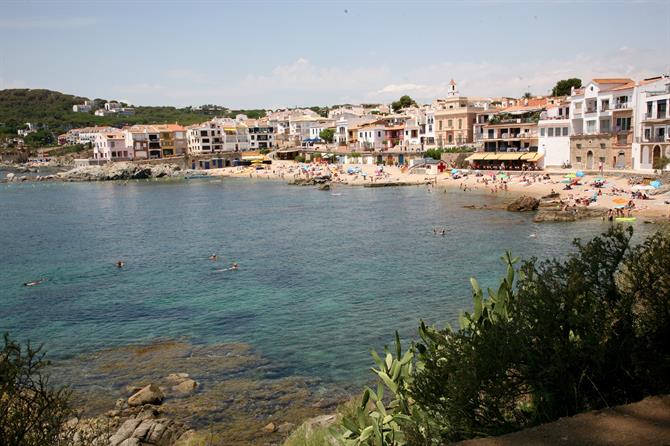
0,89 -> 266,135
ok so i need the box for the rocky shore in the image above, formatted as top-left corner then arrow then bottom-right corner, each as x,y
2,162 -> 184,183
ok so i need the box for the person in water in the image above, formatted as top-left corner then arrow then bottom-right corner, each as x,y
231,262 -> 239,270
116,260 -> 124,268
24,278 -> 48,287
209,254 -> 217,261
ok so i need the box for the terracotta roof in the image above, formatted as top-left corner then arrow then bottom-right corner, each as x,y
592,78 -> 634,84
449,79 -> 457,86
610,82 -> 636,91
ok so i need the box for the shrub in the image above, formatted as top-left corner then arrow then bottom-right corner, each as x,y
0,334 -> 76,446
344,227 -> 670,444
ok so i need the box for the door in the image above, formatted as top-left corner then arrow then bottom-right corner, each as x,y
398,154 -> 404,165
653,145 -> 661,167
616,152 -> 625,168
642,146 -> 650,165
586,151 -> 594,169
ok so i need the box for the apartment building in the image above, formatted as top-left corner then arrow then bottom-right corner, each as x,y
154,124 -> 187,157
569,78 -> 635,169
538,101 -> 571,167
93,130 -> 130,161
186,122 -> 224,154
433,81 -> 486,146
247,120 -> 276,150
474,99 -> 546,152
633,75 -> 670,171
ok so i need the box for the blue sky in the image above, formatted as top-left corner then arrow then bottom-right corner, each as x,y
1,0 -> 669,108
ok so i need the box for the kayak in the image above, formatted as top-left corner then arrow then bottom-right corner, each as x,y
615,217 -> 636,222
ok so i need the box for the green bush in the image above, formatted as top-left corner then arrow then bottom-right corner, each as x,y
0,334 -> 76,446
343,227 -> 670,444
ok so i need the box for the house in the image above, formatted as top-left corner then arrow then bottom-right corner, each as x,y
73,100 -> 93,113
154,124 -> 186,157
569,78 -> 636,170
357,122 -> 387,151
633,75 -> 670,171
186,121 -> 224,154
93,130 -> 130,161
247,120 -> 276,150
76,126 -> 118,145
474,98 -> 546,152
537,101 -> 571,168
433,81 -> 487,147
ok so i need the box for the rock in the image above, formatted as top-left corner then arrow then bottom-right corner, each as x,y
318,183 -> 330,190
118,437 -> 141,446
131,419 -> 154,439
277,422 -> 295,434
262,422 -> 277,433
128,384 -> 164,407
533,206 -> 607,223
506,195 -> 540,212
5,172 -> 15,181
171,378 -> 198,395
125,385 -> 143,395
304,414 -> 337,428
109,418 -> 142,446
166,372 -> 190,383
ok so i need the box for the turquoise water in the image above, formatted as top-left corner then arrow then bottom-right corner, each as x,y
0,178 -> 635,385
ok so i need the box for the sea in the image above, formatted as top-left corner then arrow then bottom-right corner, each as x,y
0,175 -> 652,426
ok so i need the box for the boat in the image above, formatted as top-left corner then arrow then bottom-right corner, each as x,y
184,174 -> 211,180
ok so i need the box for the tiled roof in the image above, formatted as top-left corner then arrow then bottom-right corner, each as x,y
592,78 -> 634,85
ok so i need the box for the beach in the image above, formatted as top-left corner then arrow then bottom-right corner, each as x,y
208,160 -> 670,220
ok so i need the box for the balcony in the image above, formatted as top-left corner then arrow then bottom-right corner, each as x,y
613,103 -> 631,110
585,107 -> 597,114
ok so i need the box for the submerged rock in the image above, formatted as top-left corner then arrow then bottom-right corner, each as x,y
128,384 -> 164,407
533,206 -> 607,222
506,195 -> 540,212
171,379 -> 198,396
262,422 -> 277,433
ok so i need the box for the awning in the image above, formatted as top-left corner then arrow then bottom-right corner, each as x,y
520,152 -> 544,162
496,153 -> 524,161
465,152 -> 489,161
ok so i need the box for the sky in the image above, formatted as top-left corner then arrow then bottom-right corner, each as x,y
1,0 -> 669,109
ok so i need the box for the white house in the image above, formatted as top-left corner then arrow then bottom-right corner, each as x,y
93,131 -> 130,161
357,123 -> 386,151
569,78 -> 635,170
247,120 -> 276,150
538,102 -> 571,168
632,75 -> 670,171
186,121 -> 224,154
76,126 -> 118,145
73,100 -> 93,112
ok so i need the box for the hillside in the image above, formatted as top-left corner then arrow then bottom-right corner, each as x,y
0,89 -> 266,135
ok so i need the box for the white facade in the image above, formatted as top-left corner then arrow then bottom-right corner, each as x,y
186,122 -> 224,154
538,104 -> 571,167
76,126 -> 118,145
248,122 -> 276,150
93,131 -> 131,161
633,76 -> 670,171
357,124 -> 386,150
570,80 -> 635,136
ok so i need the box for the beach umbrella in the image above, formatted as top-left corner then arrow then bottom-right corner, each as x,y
564,173 -> 576,178
614,205 -> 625,209
613,197 -> 628,205
576,170 -> 585,177
632,184 -> 655,191
451,168 -> 459,174
651,180 -> 662,189
560,179 -> 572,183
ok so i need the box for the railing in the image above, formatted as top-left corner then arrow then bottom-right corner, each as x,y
613,103 -> 631,109
585,108 -> 597,114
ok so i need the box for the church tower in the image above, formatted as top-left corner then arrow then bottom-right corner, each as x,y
447,79 -> 459,97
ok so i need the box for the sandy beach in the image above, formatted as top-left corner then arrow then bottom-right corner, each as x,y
208,160 -> 670,221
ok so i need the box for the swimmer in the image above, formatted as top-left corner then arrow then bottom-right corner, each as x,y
528,233 -> 537,238
24,278 -> 48,287
209,254 -> 217,261
231,262 -> 239,270
116,260 -> 125,268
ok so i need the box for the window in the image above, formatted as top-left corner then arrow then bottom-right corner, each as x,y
448,135 -> 453,143
448,119 -> 453,127
540,128 -> 545,137
458,119 -> 462,129
577,143 -> 582,150
548,128 -> 554,137
562,127 -> 568,136
576,156 -> 582,162
616,117 -> 631,131
600,143 -> 606,150
377,131 -> 381,137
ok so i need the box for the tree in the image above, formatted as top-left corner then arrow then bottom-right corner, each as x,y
0,334 -> 77,446
522,92 -> 533,99
319,128 -> 335,143
391,95 -> 418,112
24,130 -> 55,148
424,148 -> 443,160
551,78 -> 582,96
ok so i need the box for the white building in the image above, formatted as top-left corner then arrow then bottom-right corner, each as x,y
538,102 -> 571,168
93,130 -> 130,161
76,126 -> 118,145
569,78 -> 636,170
633,75 -> 670,171
334,115 -> 377,145
186,122 -> 224,154
357,123 -> 386,151
73,100 -> 93,113
247,120 -> 276,150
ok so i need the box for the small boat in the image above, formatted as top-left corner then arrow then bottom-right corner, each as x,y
615,217 -> 636,222
184,174 -> 211,180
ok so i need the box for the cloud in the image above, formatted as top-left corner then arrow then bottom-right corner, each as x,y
377,84 -> 427,94
0,17 -> 97,29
